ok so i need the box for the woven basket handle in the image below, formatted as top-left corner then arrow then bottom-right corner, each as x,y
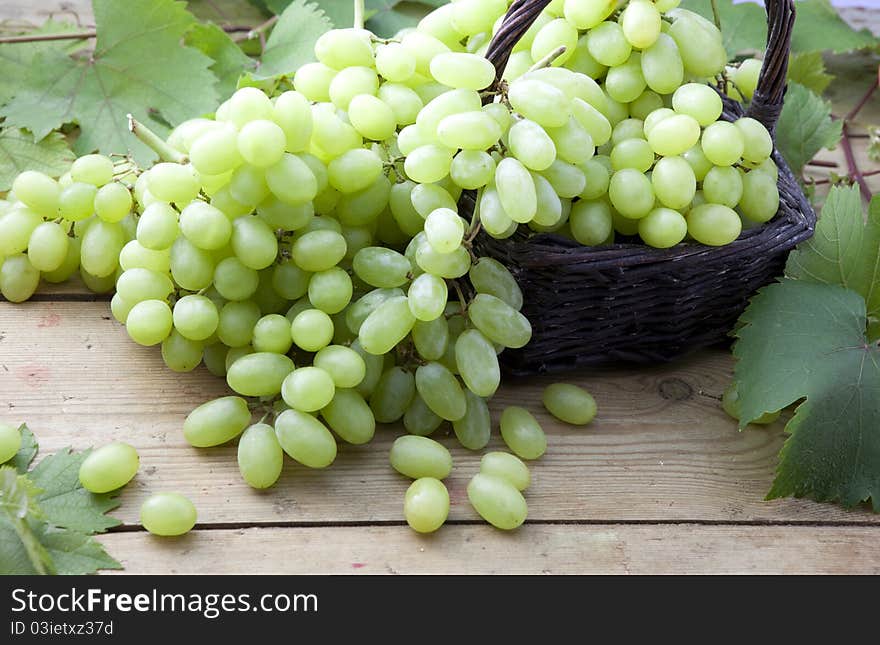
484,0 -> 795,133
747,0 -> 795,134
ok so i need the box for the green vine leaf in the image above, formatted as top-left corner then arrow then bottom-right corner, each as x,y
186,22 -> 258,100
10,425 -> 39,475
0,129 -> 76,192
787,52 -> 834,95
775,82 -> 842,174
255,0 -> 332,80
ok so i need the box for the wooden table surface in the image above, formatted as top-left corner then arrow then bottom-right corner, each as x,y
2,2 -> 880,575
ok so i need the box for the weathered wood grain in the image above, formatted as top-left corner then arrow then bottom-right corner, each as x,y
98,524 -> 880,574
3,300 -> 878,527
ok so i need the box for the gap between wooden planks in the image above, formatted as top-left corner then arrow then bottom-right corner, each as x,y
2,298 -> 879,530
98,524 -> 880,574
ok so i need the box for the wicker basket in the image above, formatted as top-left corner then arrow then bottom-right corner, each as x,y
465,0 -> 816,375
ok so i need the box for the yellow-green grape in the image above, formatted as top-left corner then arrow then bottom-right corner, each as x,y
500,406 -> 547,460
542,383 -> 597,426
453,390 -> 491,450
274,409 -> 337,468
313,345 -> 366,389
467,473 -> 528,530
94,182 -> 132,223
291,308 -> 335,352
71,154 -> 114,186
13,170 -> 60,216
237,423 -> 284,489
721,383 -> 781,425
183,396 -> 251,447
78,442 -> 139,493
734,117 -> 774,164
0,423 -> 22,464
480,452 -> 531,491
739,170 -> 780,223
638,208 -> 688,248
389,435 -> 453,480
227,352 -> 294,397
126,300 -> 173,347
140,492 -> 197,537
321,388 -> 376,445
404,478 -> 450,533
687,204 -> 742,246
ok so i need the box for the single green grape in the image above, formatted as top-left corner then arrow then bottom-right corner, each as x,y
140,492 -> 197,537
78,442 -> 139,493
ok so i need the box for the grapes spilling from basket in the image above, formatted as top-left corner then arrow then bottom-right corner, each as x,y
0,0 -> 774,533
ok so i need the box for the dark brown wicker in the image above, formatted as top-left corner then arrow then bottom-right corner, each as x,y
465,0 -> 816,374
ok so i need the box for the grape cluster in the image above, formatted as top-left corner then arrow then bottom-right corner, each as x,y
0,0 -> 780,533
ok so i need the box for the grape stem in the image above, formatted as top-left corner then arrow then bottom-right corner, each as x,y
354,0 -> 365,30
127,114 -> 187,164
0,24 -> 257,44
709,0 -> 723,32
528,46 -> 567,72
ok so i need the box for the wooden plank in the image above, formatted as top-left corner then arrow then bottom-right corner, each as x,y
98,524 -> 880,574
2,300 -> 876,526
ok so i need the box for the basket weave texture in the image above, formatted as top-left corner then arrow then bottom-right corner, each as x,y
466,0 -> 817,374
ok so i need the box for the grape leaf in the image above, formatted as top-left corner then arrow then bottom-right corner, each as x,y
775,82 -> 842,174
0,467 -> 55,575
679,0 -> 766,57
255,0 -> 332,80
266,0 -> 399,25
10,424 -> 38,475
0,128 -> 76,192
186,22 -> 258,100
29,447 -> 122,534
0,0 -> 219,165
38,525 -> 121,575
787,52 -> 834,95
368,5 -> 428,37
791,0 -> 878,54
733,279 -> 880,510
787,186 -> 880,340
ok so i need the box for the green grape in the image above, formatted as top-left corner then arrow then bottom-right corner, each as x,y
570,99 -> 612,147
564,0 -> 616,30
293,62 -> 336,102
734,117 -> 773,164
647,114 -> 701,156
358,295 -> 417,355
411,183 -> 456,218
621,0 -> 661,48
93,182 -> 132,223
370,367 -> 416,423
682,144 -> 714,181
335,175 -> 392,227
721,383 -> 781,425
169,237 -> 213,290
264,154 -> 318,206
570,199 -> 613,246
404,145 -> 455,184
483,102 -> 513,135
321,389 -> 375,445
70,154 -> 114,187
189,126 -> 242,176
171,295 -> 218,341
508,119 -> 557,172
412,316 -> 449,362
274,409 -> 337,468
237,423 -> 284,489
327,149 -> 382,196
397,125 -> 430,157
547,117 -> 594,166
115,268 -> 172,305
424,208 -> 464,254
437,111 -> 502,152
229,164 -> 270,207
252,314 -> 293,354
578,157 -> 612,200
308,267 -> 352,315
0,423 -> 21,464
612,118 -> 647,145
415,240 -> 471,278
315,27 -> 373,70
415,362 -> 467,421
137,203 -> 179,251
79,266 -> 117,294
540,159 -> 586,198
203,343 -> 229,378
161,331 -> 204,373
404,478 -> 449,534
542,383 -> 597,426
40,235 -> 80,283
455,330 -> 500,398
638,208 -> 688,248
404,394 -> 443,437
237,120 -> 286,169
178,201 -> 231,251
292,230 -> 346,273
314,345 -> 366,389
529,172 -> 562,228
148,163 -> 200,205
353,247 -> 411,288
140,492 -> 197,537
224,87 -> 274,127
469,257 -> 523,310
567,34 -> 608,79
26,221 -> 68,272
184,396 -> 251,447
214,257 -> 259,301
79,219 -> 123,277
507,79 -> 570,128
500,406 -> 546,460
477,186 -> 514,237
610,138 -> 654,173
376,42 -> 416,81
125,300 -> 173,346
227,352 -> 294,397
377,83 -> 423,127
687,204 -> 742,246
531,17 -> 578,66
345,288 -> 404,334
605,54 -> 646,104
667,9 -> 727,78
651,156 -> 696,210
13,170 -> 60,216
347,94 -> 396,141
272,91 -> 313,154
701,121 -> 745,167
480,452 -> 530,492
739,170 -> 779,223
467,473 -> 528,530
0,255 -> 40,303
390,435 -> 453,480
58,182 -> 97,222
225,346 -> 254,372
453,0 -> 506,34
450,391 -> 489,451
495,158 -> 538,224
328,66 -> 379,112
291,308 -> 334,352
733,59 -> 762,101
231,216 -> 278,270
640,33 -> 684,95
608,169 -> 654,220
703,166 -> 744,208
78,442 -> 139,493
450,150 -> 497,190
429,52 -> 496,90
673,83 -> 723,127
280,366 -> 334,413
468,293 -> 532,349
217,300 -> 261,347
586,21 -> 631,67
